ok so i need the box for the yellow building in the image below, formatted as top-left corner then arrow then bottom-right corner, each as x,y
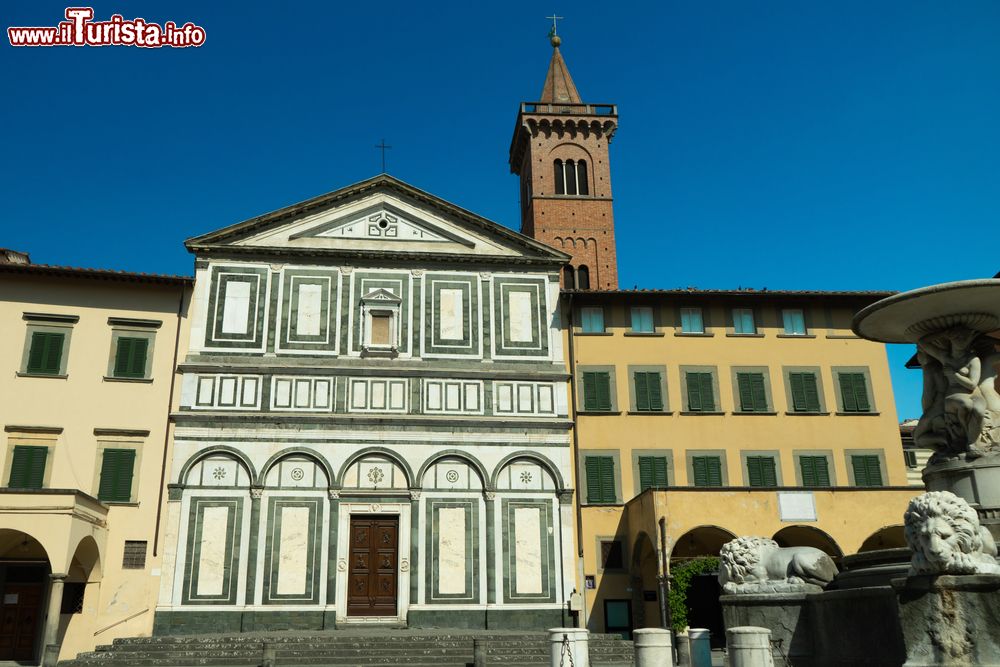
0,253 -> 190,664
563,289 -> 920,637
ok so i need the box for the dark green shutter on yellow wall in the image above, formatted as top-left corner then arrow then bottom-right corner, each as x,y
26,332 -> 64,375
737,373 -> 768,412
98,449 -> 136,502
113,337 -> 148,378
638,456 -> 668,491
634,372 -> 663,412
789,373 -> 821,412
585,456 -> 616,503
8,446 -> 47,489
686,373 -> 715,412
746,456 -> 777,487
839,373 -> 871,412
583,372 -> 612,412
692,456 -> 722,487
800,456 -> 830,487
852,455 -> 883,487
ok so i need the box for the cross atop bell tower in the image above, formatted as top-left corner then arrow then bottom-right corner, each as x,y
509,29 -> 619,290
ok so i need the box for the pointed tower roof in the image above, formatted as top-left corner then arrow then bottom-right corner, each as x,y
538,34 -> 582,104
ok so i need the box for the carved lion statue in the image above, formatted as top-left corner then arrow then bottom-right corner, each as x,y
904,490 -> 1000,575
718,536 -> 838,594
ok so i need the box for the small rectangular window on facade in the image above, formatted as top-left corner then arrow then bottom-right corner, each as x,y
112,337 -> 149,379
736,372 -> 769,412
585,456 -> 617,503
60,582 -> 86,614
852,455 -> 884,487
691,456 -> 723,487
582,371 -> 613,412
601,540 -> 624,570
26,331 -> 65,375
732,308 -> 756,335
685,372 -> 716,412
839,373 -> 872,412
630,307 -> 654,333
633,371 -> 664,412
680,308 -> 704,333
122,541 -> 148,569
369,313 -> 393,347
98,449 -> 136,502
638,456 -> 668,491
8,445 -> 48,489
789,372 -> 821,412
903,450 -> 918,469
746,456 -> 777,487
799,456 -> 831,487
782,309 -> 806,335
581,307 -> 605,333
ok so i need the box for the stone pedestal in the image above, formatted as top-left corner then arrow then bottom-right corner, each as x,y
721,593 -> 810,666
924,456 -> 1000,542
894,574 -> 1000,666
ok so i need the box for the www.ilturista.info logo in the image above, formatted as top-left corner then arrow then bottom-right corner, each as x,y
8,7 -> 206,48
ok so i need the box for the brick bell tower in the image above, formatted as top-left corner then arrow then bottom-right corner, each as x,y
509,31 -> 619,289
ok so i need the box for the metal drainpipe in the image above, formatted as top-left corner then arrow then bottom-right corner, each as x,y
565,292 -> 588,629
153,283 -> 187,557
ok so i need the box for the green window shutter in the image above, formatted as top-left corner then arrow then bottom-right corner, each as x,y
635,372 -> 650,411
27,332 -> 64,375
583,372 -> 598,411
586,456 -> 616,503
692,456 -> 722,487
707,457 -> 722,486
585,457 -> 603,502
599,457 -> 616,502
647,373 -> 663,411
747,457 -> 762,486
865,456 -> 882,486
790,373 -> 820,412
98,449 -> 136,502
638,456 -> 668,491
800,456 -> 830,487
840,373 -> 870,412
687,373 -> 715,412
852,455 -> 883,487
8,446 -> 47,489
738,373 -> 767,412
114,337 -> 148,378
582,372 -> 611,411
699,374 -> 716,411
737,373 -> 754,411
595,372 -> 612,411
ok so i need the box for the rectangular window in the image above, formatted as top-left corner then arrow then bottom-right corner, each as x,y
8,445 -> 48,489
789,372 -> 821,412
112,337 -> 149,379
680,308 -> 704,333
582,371 -> 613,412
601,540 -> 624,570
370,313 -> 392,346
630,307 -> 654,333
638,456 -> 669,491
799,456 -> 831,487
903,450 -> 918,469
746,456 -> 777,487
852,455 -> 884,487
581,307 -> 605,333
585,456 -> 617,503
685,372 -> 716,412
26,331 -> 65,375
782,309 -> 806,335
60,582 -> 86,614
839,373 -> 872,413
732,308 -> 756,334
97,448 -> 136,502
691,456 -> 723,487
736,372 -> 769,412
633,371 -> 664,412
122,540 -> 148,569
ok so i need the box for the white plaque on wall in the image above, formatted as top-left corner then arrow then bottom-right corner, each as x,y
777,491 -> 817,522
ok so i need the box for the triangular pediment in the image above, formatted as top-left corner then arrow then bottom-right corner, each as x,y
360,288 -> 401,303
185,175 -> 568,265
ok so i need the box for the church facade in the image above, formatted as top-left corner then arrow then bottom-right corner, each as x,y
152,176 -> 577,633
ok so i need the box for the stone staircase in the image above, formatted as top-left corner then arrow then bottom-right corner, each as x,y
59,630 -> 635,667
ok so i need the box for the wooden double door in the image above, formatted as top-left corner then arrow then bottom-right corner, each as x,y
0,565 -> 47,661
347,515 -> 399,617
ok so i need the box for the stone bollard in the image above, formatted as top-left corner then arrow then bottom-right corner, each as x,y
687,628 -> 711,667
549,627 -> 589,667
474,637 -> 487,667
633,628 -> 673,666
675,632 -> 690,666
41,644 -> 60,667
726,627 -> 774,667
261,642 -> 276,667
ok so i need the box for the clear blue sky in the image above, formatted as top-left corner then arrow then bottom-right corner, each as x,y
3,1 -> 1000,419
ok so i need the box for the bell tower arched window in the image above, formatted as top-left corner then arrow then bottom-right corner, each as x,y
577,160 -> 589,195
577,265 -> 590,290
554,159 -> 588,196
563,265 -> 576,289
554,159 -> 565,195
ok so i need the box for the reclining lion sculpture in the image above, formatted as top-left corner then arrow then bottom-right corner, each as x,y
904,490 -> 1000,576
719,536 -> 838,594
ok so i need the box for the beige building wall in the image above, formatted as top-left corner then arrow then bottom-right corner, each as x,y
0,265 -> 190,662
564,292 -> 920,633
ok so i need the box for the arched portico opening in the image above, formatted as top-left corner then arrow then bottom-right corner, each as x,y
0,529 -> 51,662
858,525 -> 906,552
772,526 -> 843,561
669,526 -> 733,647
